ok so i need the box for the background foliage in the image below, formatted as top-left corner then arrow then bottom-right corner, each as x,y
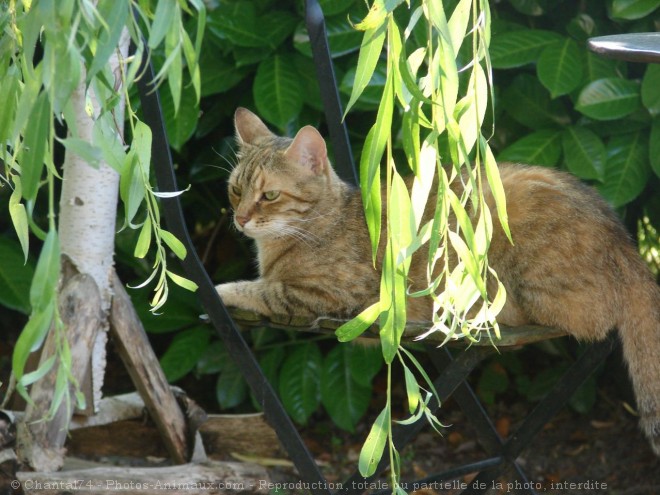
1,0 -> 659,431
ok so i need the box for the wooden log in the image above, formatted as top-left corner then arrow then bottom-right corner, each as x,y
199,413 -> 280,459
66,412 -> 281,461
16,461 -> 270,495
16,273 -> 102,472
108,271 -> 189,464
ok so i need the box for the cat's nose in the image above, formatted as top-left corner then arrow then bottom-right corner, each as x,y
235,214 -> 251,227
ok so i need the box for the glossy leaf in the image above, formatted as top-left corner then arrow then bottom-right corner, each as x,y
293,17 -> 362,59
641,64 -> 660,117
537,39 -> 583,98
489,29 -> 561,69
598,132 -> 651,207
501,74 -> 569,129
0,237 -> 35,314
562,126 -> 606,181
159,326 -> 211,382
161,84 -> 199,152
576,78 -> 641,121
611,0 -> 660,19
200,53 -> 249,97
216,364 -> 249,409
321,345 -> 371,432
498,130 -> 562,167
509,0 -> 546,15
650,118 -> 660,178
279,343 -> 322,425
347,344 -> 384,387
253,55 -> 303,130
196,340 -> 228,375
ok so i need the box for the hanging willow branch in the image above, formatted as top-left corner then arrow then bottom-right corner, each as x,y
336,0 -> 509,490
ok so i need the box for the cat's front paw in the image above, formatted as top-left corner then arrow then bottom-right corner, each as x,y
215,282 -> 240,308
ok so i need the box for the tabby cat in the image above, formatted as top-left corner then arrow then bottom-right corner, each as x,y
216,107 -> 660,456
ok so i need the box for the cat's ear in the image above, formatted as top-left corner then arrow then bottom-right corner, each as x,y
234,107 -> 273,145
284,126 -> 327,175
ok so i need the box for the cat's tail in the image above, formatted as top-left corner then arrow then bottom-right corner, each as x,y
617,257 -> 660,457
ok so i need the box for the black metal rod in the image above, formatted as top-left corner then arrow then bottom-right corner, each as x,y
305,0 -> 358,186
134,46 -> 331,495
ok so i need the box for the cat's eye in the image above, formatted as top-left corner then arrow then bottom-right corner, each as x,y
263,190 -> 280,201
230,185 -> 242,196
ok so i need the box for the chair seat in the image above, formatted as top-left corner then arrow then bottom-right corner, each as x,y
588,33 -> 660,64
229,308 -> 568,347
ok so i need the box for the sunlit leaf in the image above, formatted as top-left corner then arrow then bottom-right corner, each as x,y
576,78 -> 641,121
536,38 -> 583,98
562,126 -> 605,181
358,405 -> 389,477
598,132 -> 650,207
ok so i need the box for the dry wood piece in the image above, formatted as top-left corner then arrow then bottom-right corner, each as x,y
16,273 -> 102,472
109,271 -> 189,464
199,413 -> 281,459
16,461 -> 270,495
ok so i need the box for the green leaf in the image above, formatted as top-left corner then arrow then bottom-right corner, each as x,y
200,53 -> 248,97
598,132 -> 651,207
209,3 -> 296,49
294,17 -> 362,59
562,126 -> 606,181
13,301 -> 55,382
166,271 -> 199,292
611,0 -> 660,20
347,344 -> 383,387
29,229 -> 60,312
359,405 -> 389,477
642,64 -> 660,117
160,230 -> 187,260
321,345 -> 371,432
569,374 -> 597,414
161,83 -> 199,152
134,216 -> 152,258
576,78 -> 641,121
344,24 -> 386,115
279,343 -> 322,424
135,284 -> 202,333
258,347 -> 286,388
253,55 -> 303,130
650,118 -> 660,178
340,62 -> 387,110
489,29 -> 562,69
58,137 -> 103,168
336,301 -> 381,342
509,0 -> 546,15
537,39 -> 583,98
501,74 -> 569,129
196,340 -> 228,375
583,51 -> 621,83
9,178 -> 30,262
477,361 -> 509,404
89,0 -> 129,80
20,91 -> 51,201
319,0 -> 355,15
149,0 -> 177,49
403,365 -> 420,414
216,364 -> 249,409
160,326 -> 211,382
0,237 -> 35,313
498,130 -> 562,167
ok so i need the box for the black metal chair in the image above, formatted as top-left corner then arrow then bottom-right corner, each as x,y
136,4 -> 652,494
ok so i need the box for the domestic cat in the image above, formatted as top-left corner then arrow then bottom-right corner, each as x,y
216,107 -> 660,456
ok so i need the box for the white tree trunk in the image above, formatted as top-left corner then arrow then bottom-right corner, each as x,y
58,29 -> 130,411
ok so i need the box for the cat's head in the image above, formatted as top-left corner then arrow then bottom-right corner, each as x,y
227,108 -> 337,240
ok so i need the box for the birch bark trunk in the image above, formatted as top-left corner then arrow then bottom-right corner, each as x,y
57,30 -> 130,413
